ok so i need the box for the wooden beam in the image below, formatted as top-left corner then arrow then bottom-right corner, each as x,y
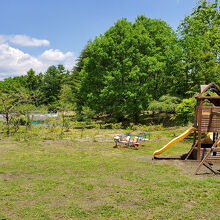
185,141 -> 197,161
195,136 -> 220,174
197,102 -> 203,160
196,82 -> 220,98
196,96 -> 220,99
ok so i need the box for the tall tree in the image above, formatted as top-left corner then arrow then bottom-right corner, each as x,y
26,69 -> 38,91
0,86 -> 31,135
178,0 -> 220,94
23,69 -> 44,107
72,41 -> 91,115
41,65 -> 63,108
79,16 -> 182,122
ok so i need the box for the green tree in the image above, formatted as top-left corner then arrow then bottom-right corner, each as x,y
40,65 -> 77,111
178,0 -> 220,94
0,77 -> 23,93
79,16 -> 183,122
72,41 -> 91,117
0,87 -> 31,135
26,69 -> 38,90
23,69 -> 45,107
41,65 -> 63,109
57,84 -> 75,130
58,84 -> 75,112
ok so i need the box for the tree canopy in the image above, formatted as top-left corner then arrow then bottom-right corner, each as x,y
178,0 -> 220,94
79,16 -> 183,122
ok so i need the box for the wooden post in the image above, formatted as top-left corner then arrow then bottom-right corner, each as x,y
185,141 -> 197,160
197,101 -> 203,161
193,104 -> 198,145
24,111 -> 28,139
195,136 -> 220,174
197,133 -> 201,160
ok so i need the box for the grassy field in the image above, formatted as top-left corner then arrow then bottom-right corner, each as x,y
0,126 -> 219,219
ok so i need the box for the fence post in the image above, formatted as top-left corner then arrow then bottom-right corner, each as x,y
24,111 -> 28,139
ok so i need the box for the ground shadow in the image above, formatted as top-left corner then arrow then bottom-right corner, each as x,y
153,156 -> 182,160
153,153 -> 189,160
154,153 -> 220,176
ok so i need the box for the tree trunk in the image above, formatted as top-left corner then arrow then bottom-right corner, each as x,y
5,112 -> 9,136
24,111 -> 28,139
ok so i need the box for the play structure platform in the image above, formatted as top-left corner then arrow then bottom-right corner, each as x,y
153,82 -> 220,174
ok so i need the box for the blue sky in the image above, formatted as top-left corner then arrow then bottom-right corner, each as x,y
0,0 -> 199,79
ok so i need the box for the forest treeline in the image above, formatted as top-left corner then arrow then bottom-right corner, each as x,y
0,0 -> 219,125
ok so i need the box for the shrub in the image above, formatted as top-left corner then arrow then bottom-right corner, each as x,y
148,95 -> 180,114
173,98 -> 196,125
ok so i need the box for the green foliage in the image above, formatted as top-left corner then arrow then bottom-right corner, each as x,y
0,86 -> 32,135
148,95 -> 181,113
25,69 -> 42,91
41,65 -> 63,106
72,41 -> 91,115
79,16 -> 183,122
174,98 -> 196,125
178,0 -> 220,94
58,84 -> 75,112
77,106 -> 96,123
62,116 -> 73,132
46,117 -> 59,133
111,122 -> 123,129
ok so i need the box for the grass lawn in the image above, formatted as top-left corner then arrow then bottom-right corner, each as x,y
0,126 -> 219,219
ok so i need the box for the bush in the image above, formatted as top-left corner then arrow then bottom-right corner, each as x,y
148,95 -> 180,114
111,123 -> 122,129
46,117 -> 59,133
173,98 -> 196,125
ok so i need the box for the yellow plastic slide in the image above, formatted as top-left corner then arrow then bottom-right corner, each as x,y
153,127 -> 196,156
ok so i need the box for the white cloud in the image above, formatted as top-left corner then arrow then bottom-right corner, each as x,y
0,43 -> 43,78
0,35 -> 6,44
0,34 -> 50,47
40,49 -> 73,61
39,49 -> 76,71
0,43 -> 77,79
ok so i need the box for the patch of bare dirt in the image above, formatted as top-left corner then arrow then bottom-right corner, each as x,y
0,172 -> 18,179
104,176 -> 132,186
133,155 -> 220,177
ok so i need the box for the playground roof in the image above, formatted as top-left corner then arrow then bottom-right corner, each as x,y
196,82 -> 220,106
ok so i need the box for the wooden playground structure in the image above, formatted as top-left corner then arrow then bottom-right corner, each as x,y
153,82 -> 220,174
185,82 -> 220,174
